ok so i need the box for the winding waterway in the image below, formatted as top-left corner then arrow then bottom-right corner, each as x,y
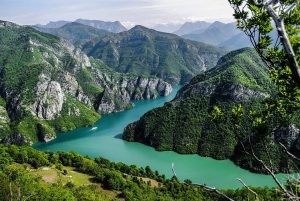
33,86 -> 288,189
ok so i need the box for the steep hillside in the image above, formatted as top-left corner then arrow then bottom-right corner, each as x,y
34,22 -> 110,46
82,25 -> 226,84
0,21 -> 172,145
123,48 -> 300,173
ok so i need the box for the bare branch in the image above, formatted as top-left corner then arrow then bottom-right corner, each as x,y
9,182 -> 13,201
263,2 -> 300,84
247,138 -> 296,199
284,2 -> 299,14
279,142 -> 300,163
192,183 -> 235,201
237,178 -> 259,200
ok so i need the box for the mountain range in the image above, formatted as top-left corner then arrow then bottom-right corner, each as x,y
176,21 -> 278,50
0,20 -> 172,144
34,22 -> 111,46
82,25 -> 226,84
173,21 -> 211,36
35,20 -> 253,51
151,23 -> 183,33
35,19 -> 127,33
169,21 -> 253,50
182,21 -> 241,45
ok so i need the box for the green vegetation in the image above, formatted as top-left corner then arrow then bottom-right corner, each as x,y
0,98 -> 11,140
0,22 -> 103,143
75,68 -> 104,99
49,96 -> 100,132
124,48 -> 300,173
189,48 -> 273,92
16,115 -> 55,142
83,25 -> 226,84
0,144 -> 284,201
34,22 -> 110,47
0,22 -> 175,144
0,25 -> 58,101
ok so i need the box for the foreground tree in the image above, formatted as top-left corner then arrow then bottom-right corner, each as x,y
228,0 -> 300,200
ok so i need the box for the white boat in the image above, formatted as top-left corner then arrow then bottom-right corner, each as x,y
90,127 -> 98,131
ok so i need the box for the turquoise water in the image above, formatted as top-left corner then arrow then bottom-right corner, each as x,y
33,86 -> 288,189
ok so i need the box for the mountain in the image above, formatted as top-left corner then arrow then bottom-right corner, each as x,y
82,25 -> 226,84
182,21 -> 278,50
35,20 -> 70,28
75,19 -> 127,33
33,22 -> 110,46
0,20 -> 172,145
35,19 -> 127,33
152,23 -> 183,33
182,21 -> 241,46
218,32 -> 252,50
173,21 -> 211,36
123,48 -> 300,173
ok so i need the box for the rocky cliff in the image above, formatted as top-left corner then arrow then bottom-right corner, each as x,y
0,20 -> 172,145
123,48 -> 300,173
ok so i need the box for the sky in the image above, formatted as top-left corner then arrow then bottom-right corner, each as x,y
0,0 -> 235,28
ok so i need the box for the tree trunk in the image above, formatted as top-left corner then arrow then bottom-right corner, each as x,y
265,4 -> 300,84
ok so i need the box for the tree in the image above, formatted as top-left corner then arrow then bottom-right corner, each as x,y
228,0 -> 300,200
229,0 -> 299,82
228,0 -> 300,127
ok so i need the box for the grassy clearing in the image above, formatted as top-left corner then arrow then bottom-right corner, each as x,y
30,166 -> 121,200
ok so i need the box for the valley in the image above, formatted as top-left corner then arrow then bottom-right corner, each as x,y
0,0 -> 299,199
33,85 -> 288,189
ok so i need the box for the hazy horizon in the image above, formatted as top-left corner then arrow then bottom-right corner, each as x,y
0,0 -> 234,29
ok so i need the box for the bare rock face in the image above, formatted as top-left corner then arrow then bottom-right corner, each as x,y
0,104 -> 11,142
37,81 -> 64,120
93,71 -> 173,114
32,74 -> 65,120
175,82 -> 268,103
275,124 -> 300,149
96,93 -> 117,114
0,21 -> 174,145
273,124 -> 300,159
2,133 -> 28,145
60,72 -> 92,107
60,39 -> 91,68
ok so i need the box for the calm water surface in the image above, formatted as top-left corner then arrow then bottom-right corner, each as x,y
33,86 -> 289,189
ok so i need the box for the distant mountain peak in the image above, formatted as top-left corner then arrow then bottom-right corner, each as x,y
35,19 -> 127,33
174,21 -> 211,36
152,23 -> 182,33
130,25 -> 150,31
74,19 -> 127,33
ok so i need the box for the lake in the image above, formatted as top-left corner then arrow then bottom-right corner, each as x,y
33,86 -> 288,189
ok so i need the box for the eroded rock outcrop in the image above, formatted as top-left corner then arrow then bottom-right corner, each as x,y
0,21 -> 173,144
